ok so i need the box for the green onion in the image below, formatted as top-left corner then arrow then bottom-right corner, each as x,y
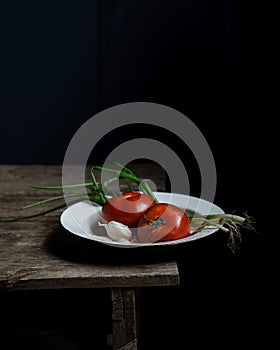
189,212 -> 255,252
0,163 -> 255,253
28,183 -> 93,190
0,202 -> 68,222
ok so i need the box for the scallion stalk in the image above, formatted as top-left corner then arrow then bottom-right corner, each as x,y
189,212 -> 255,252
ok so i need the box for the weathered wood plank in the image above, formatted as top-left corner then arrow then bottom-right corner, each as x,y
0,259 -> 179,291
124,289 -> 137,344
0,162 -> 166,193
0,165 -> 64,196
118,339 -> 138,350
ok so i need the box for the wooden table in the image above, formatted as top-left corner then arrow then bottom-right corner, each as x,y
0,164 -> 179,350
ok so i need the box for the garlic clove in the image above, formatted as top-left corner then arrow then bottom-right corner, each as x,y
98,221 -> 132,242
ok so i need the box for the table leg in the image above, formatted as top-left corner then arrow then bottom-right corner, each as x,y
107,288 -> 138,350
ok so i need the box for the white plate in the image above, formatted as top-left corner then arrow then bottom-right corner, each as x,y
60,192 -> 225,248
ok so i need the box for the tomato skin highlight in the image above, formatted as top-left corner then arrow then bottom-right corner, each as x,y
101,192 -> 156,228
137,203 -> 191,243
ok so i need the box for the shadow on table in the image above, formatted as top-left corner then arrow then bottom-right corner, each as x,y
44,223 -> 234,268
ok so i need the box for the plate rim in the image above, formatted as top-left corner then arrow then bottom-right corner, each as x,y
60,192 -> 225,248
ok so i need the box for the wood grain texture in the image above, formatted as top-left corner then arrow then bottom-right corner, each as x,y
0,164 -> 179,291
110,288 -> 138,350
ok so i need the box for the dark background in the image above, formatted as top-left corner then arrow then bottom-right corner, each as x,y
1,1 -> 270,349
0,0 -> 264,220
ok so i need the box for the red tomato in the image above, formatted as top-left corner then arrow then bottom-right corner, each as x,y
137,203 -> 191,243
101,192 -> 156,228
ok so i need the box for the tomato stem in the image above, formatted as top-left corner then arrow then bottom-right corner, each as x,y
149,216 -> 166,231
